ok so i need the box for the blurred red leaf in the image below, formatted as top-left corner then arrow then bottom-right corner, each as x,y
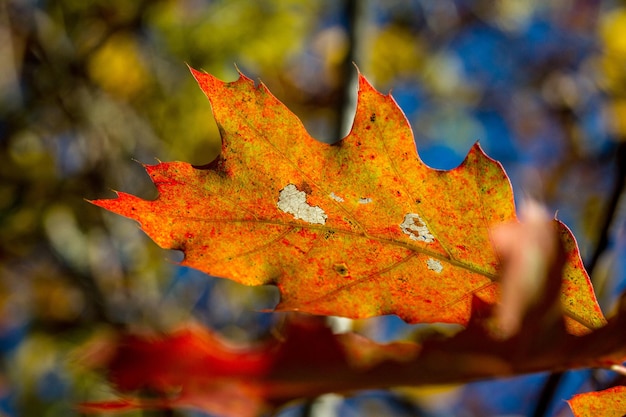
80,288 -> 626,416
79,318 -> 420,417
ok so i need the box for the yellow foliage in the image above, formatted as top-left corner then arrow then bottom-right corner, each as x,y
598,7 -> 626,95
147,0 -> 319,78
88,33 -> 149,99
600,8 -> 626,58
367,25 -> 426,86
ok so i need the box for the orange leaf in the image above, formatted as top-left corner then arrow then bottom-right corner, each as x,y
91,67 -> 605,332
568,386 -> 626,417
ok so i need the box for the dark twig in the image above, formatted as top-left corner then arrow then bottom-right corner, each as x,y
585,142 -> 626,276
333,0 -> 360,143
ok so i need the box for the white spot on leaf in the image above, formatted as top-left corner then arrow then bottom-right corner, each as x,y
400,213 -> 434,243
277,184 -> 328,225
329,192 -> 344,203
359,197 -> 372,204
426,258 -> 443,273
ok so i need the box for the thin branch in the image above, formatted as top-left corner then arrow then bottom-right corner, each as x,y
334,0 -> 360,143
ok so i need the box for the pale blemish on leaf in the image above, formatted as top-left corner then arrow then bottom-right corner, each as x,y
400,213 -> 435,243
277,184 -> 328,225
359,197 -> 372,204
426,258 -> 443,273
329,192 -> 345,203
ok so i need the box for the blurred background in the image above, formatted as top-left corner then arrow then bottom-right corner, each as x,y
1,0 -> 626,416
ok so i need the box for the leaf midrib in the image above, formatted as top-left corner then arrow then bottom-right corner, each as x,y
174,215 -> 498,280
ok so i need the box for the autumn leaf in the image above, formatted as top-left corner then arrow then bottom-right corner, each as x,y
91,67 -> 605,333
568,386 -> 626,417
